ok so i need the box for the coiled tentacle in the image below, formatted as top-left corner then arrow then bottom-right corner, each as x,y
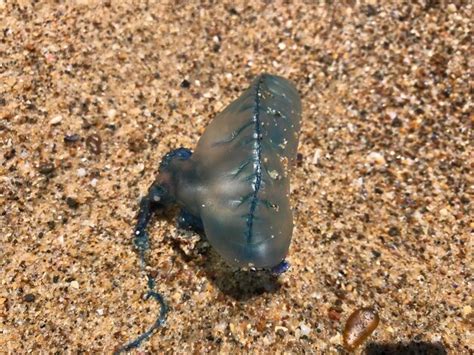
115,185 -> 170,353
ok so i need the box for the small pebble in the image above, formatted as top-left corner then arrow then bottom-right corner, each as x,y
275,326 -> 288,336
64,134 -> 81,143
180,79 -> 191,88
214,321 -> 227,333
343,308 -> 380,351
66,197 -> 79,209
77,168 -> 87,177
49,115 -> 63,125
299,323 -> 311,337
296,153 -> 303,167
366,151 -> 386,165
388,226 -> 400,237
366,4 -> 377,17
38,162 -> 55,175
462,305 -> 472,318
447,4 -> 457,13
4,148 -> 15,160
312,149 -> 322,165
107,109 -> 117,118
391,117 -> 403,127
23,294 -> 36,302
86,134 -> 102,154
328,308 -> 342,321
329,333 -> 342,344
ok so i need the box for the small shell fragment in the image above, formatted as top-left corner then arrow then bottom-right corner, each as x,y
49,115 -> 63,125
343,307 -> 380,351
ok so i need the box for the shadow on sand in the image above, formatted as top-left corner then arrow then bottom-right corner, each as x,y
365,341 -> 447,355
165,227 -> 283,302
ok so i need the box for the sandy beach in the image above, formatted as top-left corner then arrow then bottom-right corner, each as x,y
1,1 -> 472,353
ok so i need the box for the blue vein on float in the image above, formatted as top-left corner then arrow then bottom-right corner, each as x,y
116,74 -> 302,352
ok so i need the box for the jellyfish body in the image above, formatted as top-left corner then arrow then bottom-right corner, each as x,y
118,74 -> 301,352
162,74 -> 302,268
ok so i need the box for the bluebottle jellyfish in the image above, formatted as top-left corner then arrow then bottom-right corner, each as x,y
117,74 -> 301,352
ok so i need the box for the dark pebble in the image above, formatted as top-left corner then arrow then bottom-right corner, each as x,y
24,294 -> 36,302
38,163 -> 55,175
86,134 -> 102,154
64,134 -> 81,143
391,117 -> 403,127
168,101 -> 178,110
443,87 -> 452,98
66,197 -> 79,209
296,153 -> 303,167
371,249 -> 381,258
4,148 -> 15,160
388,226 -> 400,237
26,103 -> 36,110
366,5 -> 377,17
180,79 -> 191,89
